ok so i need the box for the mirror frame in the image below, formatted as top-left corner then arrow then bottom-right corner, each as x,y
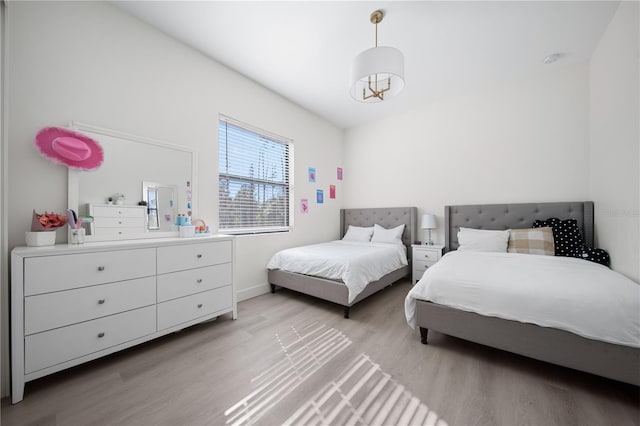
67,121 -> 197,242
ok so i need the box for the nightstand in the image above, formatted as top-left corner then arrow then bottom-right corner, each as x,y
412,244 -> 445,283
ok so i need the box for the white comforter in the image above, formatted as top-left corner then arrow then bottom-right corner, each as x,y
267,240 -> 408,304
405,251 -> 640,348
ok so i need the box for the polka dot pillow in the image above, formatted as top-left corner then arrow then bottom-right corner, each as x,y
574,246 -> 610,267
532,218 -> 583,257
532,217 -> 610,267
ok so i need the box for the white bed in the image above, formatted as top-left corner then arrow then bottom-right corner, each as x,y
406,251 -> 640,348
268,240 -> 408,304
268,207 -> 417,318
409,201 -> 640,386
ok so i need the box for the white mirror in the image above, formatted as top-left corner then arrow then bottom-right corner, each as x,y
68,122 -> 197,242
143,181 -> 178,232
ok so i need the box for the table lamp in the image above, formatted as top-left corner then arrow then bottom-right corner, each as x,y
421,213 -> 437,245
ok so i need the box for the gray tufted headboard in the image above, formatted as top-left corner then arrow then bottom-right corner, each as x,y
340,207 -> 418,257
445,201 -> 594,252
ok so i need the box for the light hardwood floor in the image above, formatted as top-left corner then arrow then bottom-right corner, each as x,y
2,280 -> 639,425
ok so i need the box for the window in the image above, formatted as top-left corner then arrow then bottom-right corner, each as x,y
218,115 -> 293,234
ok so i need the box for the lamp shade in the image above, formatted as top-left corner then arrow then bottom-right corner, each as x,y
350,46 -> 405,102
421,214 -> 437,230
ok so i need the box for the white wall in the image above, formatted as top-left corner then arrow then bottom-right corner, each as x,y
589,1 -> 639,283
344,65 -> 590,245
4,1 -> 343,396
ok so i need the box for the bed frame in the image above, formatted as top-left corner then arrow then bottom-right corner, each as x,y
415,201 -> 640,386
268,207 -> 417,318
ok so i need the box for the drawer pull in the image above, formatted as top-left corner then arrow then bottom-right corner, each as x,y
197,303 -> 203,308
196,254 -> 203,259
97,266 -> 105,271
197,279 -> 203,283
98,299 -> 106,304
423,254 -> 430,258
118,221 -> 123,225
98,332 -> 105,338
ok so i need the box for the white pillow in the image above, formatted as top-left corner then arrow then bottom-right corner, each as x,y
371,223 -> 405,245
342,225 -> 374,242
457,227 -> 510,252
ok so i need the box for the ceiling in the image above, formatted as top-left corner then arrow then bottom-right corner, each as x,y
111,1 -> 619,130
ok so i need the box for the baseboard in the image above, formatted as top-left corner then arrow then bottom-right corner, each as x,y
237,283 -> 271,302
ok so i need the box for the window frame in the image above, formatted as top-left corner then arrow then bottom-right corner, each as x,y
218,115 -> 294,235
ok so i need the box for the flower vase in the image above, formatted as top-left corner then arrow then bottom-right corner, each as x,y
25,230 -> 57,247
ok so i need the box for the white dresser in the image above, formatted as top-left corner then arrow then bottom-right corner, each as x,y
11,235 -> 235,403
411,244 -> 445,283
89,204 -> 147,239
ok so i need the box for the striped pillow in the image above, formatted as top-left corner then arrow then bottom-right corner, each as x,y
507,227 -> 555,255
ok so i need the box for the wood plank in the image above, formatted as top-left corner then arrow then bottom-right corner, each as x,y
2,280 -> 638,426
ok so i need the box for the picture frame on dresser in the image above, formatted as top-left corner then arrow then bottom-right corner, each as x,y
11,236 -> 236,403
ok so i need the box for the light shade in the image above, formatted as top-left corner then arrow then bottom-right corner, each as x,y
421,214 -> 437,230
350,46 -> 405,103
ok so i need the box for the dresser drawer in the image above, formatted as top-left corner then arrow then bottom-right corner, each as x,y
157,241 -> 232,274
93,227 -> 146,237
25,305 -> 156,374
414,259 -> 437,272
94,217 -> 145,228
413,261 -> 436,283
25,277 -> 156,335
157,286 -> 232,331
91,205 -> 145,218
24,248 -> 156,296
414,249 -> 441,263
157,264 -> 232,303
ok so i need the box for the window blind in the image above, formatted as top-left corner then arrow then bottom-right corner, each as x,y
218,116 -> 292,234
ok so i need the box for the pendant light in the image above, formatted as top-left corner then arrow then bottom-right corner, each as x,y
350,10 -> 405,103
